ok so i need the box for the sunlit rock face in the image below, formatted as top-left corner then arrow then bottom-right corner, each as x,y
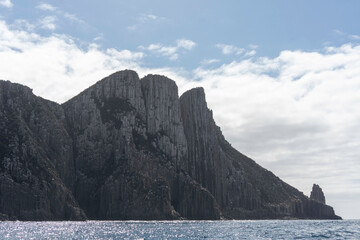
141,74 -> 188,170
0,70 -> 341,220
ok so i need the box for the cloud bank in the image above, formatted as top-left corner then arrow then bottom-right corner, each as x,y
0,19 -> 359,218
187,46 -> 360,218
0,0 -> 12,8
0,20 -> 144,102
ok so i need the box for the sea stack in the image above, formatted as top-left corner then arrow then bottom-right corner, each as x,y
310,184 -> 326,204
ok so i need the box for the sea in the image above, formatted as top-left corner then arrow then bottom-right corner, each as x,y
0,220 -> 359,239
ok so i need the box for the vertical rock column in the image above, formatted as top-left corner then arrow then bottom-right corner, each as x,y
310,184 -> 326,204
141,74 -> 188,169
179,87 -> 220,201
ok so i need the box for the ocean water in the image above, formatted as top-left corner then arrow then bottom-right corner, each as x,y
0,220 -> 359,239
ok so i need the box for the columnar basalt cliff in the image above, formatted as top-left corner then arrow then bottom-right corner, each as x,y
0,70 -> 341,220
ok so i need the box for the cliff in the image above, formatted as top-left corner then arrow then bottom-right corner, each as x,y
0,70 -> 341,220
0,81 -> 85,220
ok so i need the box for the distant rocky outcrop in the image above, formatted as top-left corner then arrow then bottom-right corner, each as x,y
0,70 -> 341,220
310,184 -> 326,204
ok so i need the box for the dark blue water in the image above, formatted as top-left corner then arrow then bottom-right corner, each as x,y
0,220 -> 359,239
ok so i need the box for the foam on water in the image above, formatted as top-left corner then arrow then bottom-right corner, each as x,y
0,220 -> 359,239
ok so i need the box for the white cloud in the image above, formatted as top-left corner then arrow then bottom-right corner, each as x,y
36,3 -> 85,27
93,35 -> 104,42
140,39 -> 196,61
249,44 -> 258,49
177,39 -> 196,50
11,19 -> 35,31
350,34 -> 360,41
0,20 -> 144,102
0,0 -> 12,8
333,29 -> 360,42
10,11 -> 84,33
244,50 -> 256,57
141,14 -> 158,21
38,16 -> 57,30
216,44 -> 244,55
128,13 -> 165,31
143,43 -> 178,60
216,44 -> 256,57
37,3 -> 56,11
106,48 -> 144,61
63,13 -> 85,24
200,59 -> 220,65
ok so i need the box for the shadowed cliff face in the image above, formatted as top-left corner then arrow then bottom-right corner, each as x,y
310,184 -> 326,204
62,70 -> 149,219
0,81 -> 85,220
0,70 -> 341,220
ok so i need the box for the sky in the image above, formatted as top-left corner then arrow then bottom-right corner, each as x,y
0,0 -> 360,219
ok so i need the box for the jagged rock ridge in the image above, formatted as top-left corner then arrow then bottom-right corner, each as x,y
0,70 -> 341,220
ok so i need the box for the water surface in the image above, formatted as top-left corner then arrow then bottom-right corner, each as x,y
0,220 -> 359,239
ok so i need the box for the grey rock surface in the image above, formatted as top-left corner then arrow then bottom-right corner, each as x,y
310,184 -> 326,204
0,81 -> 85,220
62,70 -> 218,220
141,74 -> 188,170
0,70 -> 341,220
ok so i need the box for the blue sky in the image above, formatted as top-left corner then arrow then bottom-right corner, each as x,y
3,0 -> 360,69
1,0 -> 360,219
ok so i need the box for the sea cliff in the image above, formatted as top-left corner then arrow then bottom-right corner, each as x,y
0,70 -> 341,220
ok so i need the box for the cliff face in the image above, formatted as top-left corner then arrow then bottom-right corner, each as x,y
179,87 -> 340,219
0,70 -> 341,220
62,71 -> 219,220
0,81 -> 85,220
141,74 -> 188,170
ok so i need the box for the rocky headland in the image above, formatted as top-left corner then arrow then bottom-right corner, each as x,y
0,70 -> 341,220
